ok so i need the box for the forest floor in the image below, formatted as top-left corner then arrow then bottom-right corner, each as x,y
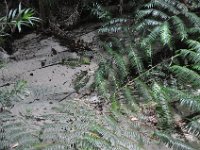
0,31 -> 101,115
0,26 -> 170,149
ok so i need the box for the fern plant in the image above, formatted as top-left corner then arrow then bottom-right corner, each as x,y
94,36 -> 200,149
1,1 -> 200,150
89,2 -> 132,34
0,101 -> 97,150
0,80 -> 27,109
0,100 -> 155,150
136,0 -> 200,60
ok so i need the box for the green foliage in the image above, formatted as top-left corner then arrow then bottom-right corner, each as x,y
0,100 -> 152,150
172,16 -> 188,41
86,111 -> 147,150
0,101 -> 98,150
94,11 -> 200,149
90,2 -> 111,21
185,119 -> 200,138
170,65 -> 200,87
0,80 -> 27,108
152,83 -> 172,128
160,22 -> 171,46
0,3 -> 40,36
73,71 -> 90,92
141,26 -> 160,58
98,18 -> 129,33
137,0 -> 200,57
1,0 -> 200,149
154,132 -> 195,150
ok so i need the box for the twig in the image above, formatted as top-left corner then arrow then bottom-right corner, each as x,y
25,62 -> 61,73
0,82 -> 15,88
59,91 -> 76,102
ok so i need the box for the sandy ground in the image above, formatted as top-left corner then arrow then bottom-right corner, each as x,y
0,33 -> 98,116
0,32 -> 170,150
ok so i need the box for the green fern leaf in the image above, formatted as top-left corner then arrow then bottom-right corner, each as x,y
154,132 -> 195,150
141,26 -> 161,57
128,45 -> 144,73
172,16 -> 188,41
152,83 -> 172,126
170,65 -> 200,87
180,49 -> 200,64
144,0 -> 179,14
160,22 -> 172,46
180,98 -> 200,111
185,120 -> 200,137
187,40 -> 200,52
185,12 -> 200,28
136,19 -> 162,31
137,9 -> 169,20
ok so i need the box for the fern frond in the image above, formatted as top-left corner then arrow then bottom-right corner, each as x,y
171,65 -> 200,88
179,49 -> 200,64
134,79 -> 153,101
99,18 -> 128,33
128,45 -> 144,73
113,53 -> 128,79
175,1 -> 188,13
144,0 -> 180,14
160,22 -> 172,46
142,26 -> 161,44
0,116 -> 39,150
192,65 -> 200,71
0,80 -> 27,107
185,12 -> 200,28
154,132 -> 195,150
188,27 -> 200,34
172,16 -> 188,41
120,86 -> 140,111
83,134 -> 112,149
136,19 -> 162,31
0,101 -> 100,150
137,9 -> 169,20
95,64 -> 109,98
152,83 -> 172,127
104,45 -> 128,79
185,120 -> 200,137
89,113 -> 146,150
90,3 -> 111,21
73,71 -> 90,92
187,39 -> 200,52
180,98 -> 200,111
141,26 -> 160,57
99,26 -> 123,33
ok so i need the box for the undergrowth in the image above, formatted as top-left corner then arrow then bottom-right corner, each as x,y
1,0 -> 200,150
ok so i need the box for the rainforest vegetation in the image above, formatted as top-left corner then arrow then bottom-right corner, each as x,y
1,0 -> 200,150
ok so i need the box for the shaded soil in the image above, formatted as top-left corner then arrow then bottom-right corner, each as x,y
0,32 -> 99,116
0,29 -> 170,150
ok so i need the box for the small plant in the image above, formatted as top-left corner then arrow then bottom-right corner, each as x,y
0,3 -> 40,36
0,80 -> 27,109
